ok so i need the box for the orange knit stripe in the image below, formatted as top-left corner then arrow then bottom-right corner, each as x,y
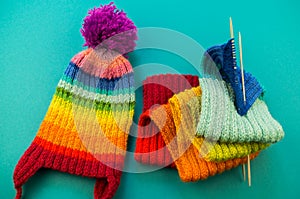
37,120 -> 128,155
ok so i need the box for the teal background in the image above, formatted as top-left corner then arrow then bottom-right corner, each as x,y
1,0 -> 299,198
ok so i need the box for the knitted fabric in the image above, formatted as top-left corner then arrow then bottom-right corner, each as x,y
140,104 -> 259,182
203,39 -> 264,116
195,78 -> 284,143
135,74 -> 199,167
168,86 -> 269,162
13,48 -> 135,199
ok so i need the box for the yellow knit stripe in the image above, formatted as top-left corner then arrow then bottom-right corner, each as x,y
37,95 -> 132,154
42,95 -> 133,133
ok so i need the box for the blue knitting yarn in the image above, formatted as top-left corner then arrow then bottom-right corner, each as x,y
205,39 -> 264,116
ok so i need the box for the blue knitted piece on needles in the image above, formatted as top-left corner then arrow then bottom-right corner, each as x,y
205,39 -> 264,116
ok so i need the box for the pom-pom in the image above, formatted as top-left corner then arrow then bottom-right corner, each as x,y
81,2 -> 137,54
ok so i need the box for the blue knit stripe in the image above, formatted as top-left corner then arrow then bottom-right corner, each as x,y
205,39 -> 264,116
61,62 -> 134,92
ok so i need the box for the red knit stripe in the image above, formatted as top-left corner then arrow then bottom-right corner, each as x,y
135,74 -> 199,166
33,137 -> 125,169
15,141 -> 123,179
34,136 -> 94,160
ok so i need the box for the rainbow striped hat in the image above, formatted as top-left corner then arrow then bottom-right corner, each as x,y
13,3 -> 136,199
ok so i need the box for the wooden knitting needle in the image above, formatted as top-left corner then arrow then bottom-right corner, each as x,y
229,17 -> 237,68
238,31 -> 251,186
238,32 -> 247,105
230,17 -> 247,182
247,155 -> 251,186
242,164 -> 246,181
229,17 -> 234,39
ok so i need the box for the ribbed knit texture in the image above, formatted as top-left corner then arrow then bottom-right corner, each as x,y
135,74 -> 261,182
203,39 -> 264,116
195,78 -> 284,143
168,86 -> 269,162
13,48 -> 135,199
140,104 -> 259,182
135,74 -> 199,167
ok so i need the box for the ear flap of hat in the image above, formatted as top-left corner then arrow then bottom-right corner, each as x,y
13,142 -> 44,199
94,174 -> 121,199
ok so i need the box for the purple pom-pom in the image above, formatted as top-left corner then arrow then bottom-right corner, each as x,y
81,2 -> 137,54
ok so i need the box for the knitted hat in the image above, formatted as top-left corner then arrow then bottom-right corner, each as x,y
195,78 -> 284,143
13,3 -> 136,199
168,86 -> 269,162
203,39 -> 264,116
135,74 -> 199,167
140,103 -> 259,182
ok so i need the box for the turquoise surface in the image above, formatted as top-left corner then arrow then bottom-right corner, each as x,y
1,0 -> 299,198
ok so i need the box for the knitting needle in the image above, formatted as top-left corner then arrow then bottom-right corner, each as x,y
230,17 -> 247,182
238,31 -> 251,186
229,17 -> 237,68
230,17 -> 234,38
247,155 -> 251,186
238,32 -> 246,105
242,164 -> 246,181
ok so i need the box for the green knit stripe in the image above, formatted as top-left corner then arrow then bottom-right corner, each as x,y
196,78 -> 284,143
54,87 -> 135,112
